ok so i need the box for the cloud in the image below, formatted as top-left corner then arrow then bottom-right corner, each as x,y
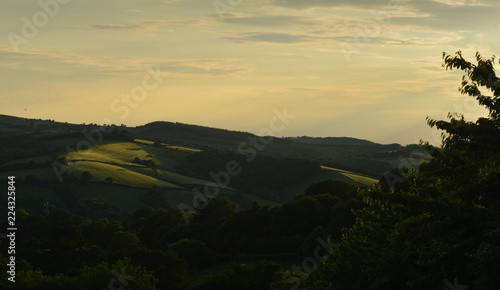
259,0 -> 499,37
90,24 -> 143,31
223,32 -> 310,43
263,0 -> 401,9
0,46 -> 253,79
87,18 -> 215,34
223,13 -> 315,26
429,0 -> 487,6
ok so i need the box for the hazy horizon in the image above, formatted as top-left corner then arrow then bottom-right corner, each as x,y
2,0 -> 498,145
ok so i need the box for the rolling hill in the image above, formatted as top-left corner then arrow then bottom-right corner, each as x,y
0,113 -> 430,219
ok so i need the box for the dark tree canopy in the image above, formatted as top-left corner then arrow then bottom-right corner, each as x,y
298,51 -> 500,289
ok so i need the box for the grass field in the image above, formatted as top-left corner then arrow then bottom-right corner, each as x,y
164,145 -> 201,153
134,139 -> 201,153
321,166 -> 379,185
3,137 -> 382,211
134,139 -> 155,145
67,141 -> 190,169
68,160 -> 183,189
64,140 -> 272,209
66,141 -> 206,189
128,166 -> 215,187
284,166 -> 378,198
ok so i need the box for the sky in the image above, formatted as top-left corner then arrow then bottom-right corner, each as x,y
1,0 -> 499,145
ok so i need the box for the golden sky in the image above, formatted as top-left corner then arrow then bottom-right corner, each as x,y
1,0 -> 498,144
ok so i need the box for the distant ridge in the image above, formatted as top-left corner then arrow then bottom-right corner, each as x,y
0,114 -> 28,124
285,136 -> 376,146
0,114 -> 379,147
134,121 -> 379,146
1,114 -> 425,178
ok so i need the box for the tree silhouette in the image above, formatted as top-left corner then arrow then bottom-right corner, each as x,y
81,171 -> 92,182
298,51 -> 500,289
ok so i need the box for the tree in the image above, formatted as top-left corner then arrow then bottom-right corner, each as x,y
78,257 -> 159,289
198,260 -> 283,290
167,239 -> 215,269
305,179 -> 357,200
109,231 -> 141,251
297,51 -> 500,289
192,197 -> 236,228
81,171 -> 92,182
422,51 -> 500,206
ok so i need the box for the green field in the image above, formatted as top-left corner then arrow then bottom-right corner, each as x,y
127,166 -> 217,188
68,160 -> 183,189
323,166 -> 379,186
135,139 -> 201,153
66,141 -> 206,189
284,166 -> 378,198
1,137 -> 383,211
164,145 -> 201,153
134,139 -> 155,145
67,141 -> 190,169
61,140 -> 279,209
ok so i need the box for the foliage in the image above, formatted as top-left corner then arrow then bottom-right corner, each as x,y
80,171 -> 92,182
168,239 -> 216,269
297,51 -> 500,289
195,260 -> 283,290
305,178 -> 357,199
178,148 -> 322,200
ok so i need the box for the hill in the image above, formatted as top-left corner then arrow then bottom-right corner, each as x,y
132,121 -> 429,178
0,113 -> 430,219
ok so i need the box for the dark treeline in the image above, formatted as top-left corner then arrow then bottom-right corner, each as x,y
0,179 -> 363,289
177,147 -> 322,200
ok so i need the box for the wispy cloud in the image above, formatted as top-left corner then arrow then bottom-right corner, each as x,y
90,24 -> 143,31
0,46 -> 253,78
223,13 -> 315,26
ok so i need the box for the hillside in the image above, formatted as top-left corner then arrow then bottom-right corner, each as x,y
132,121 -> 429,178
0,113 -> 430,219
